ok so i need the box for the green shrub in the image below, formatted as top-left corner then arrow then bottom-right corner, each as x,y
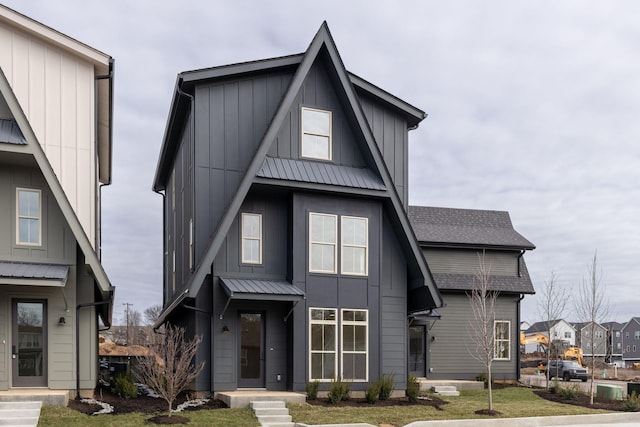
548,378 -> 560,394
378,374 -> 394,401
113,373 -> 138,399
406,375 -> 420,403
475,373 -> 493,389
365,382 -> 381,404
328,377 -> 351,404
306,380 -> 320,400
557,383 -> 580,400
623,392 -> 640,412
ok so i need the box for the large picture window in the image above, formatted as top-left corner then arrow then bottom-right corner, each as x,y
241,213 -> 262,264
309,308 -> 337,381
341,309 -> 368,381
341,217 -> 368,276
16,188 -> 41,246
309,213 -> 337,273
494,321 -> 510,360
301,107 -> 332,160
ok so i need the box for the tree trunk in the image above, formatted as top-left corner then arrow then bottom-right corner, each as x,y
487,366 -> 493,411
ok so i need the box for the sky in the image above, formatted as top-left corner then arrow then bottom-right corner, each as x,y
4,1 -> 640,325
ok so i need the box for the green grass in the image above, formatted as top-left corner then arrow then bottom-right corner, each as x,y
38,387 -> 612,427
288,387 -> 610,426
38,406 -> 259,427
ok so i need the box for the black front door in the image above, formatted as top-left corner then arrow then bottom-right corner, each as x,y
409,325 -> 426,377
238,312 -> 265,388
12,299 -> 47,387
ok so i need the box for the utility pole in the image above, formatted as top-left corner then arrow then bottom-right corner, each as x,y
123,303 -> 133,345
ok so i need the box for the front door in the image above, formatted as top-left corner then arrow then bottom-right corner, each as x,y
409,325 -> 426,377
12,299 -> 47,387
238,312 -> 265,388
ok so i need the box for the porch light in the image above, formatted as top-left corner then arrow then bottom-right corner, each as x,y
222,325 -> 230,334
58,316 -> 66,325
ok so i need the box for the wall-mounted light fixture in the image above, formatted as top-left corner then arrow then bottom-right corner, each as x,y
58,316 -> 66,325
222,325 -> 230,334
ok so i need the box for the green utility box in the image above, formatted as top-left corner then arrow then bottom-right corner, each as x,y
596,384 -> 623,401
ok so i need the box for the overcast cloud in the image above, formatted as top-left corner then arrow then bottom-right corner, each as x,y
5,0 -> 640,325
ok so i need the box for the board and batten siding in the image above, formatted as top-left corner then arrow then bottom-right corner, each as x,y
424,249 -> 518,276
0,22 -> 105,248
359,94 -> 409,207
428,293 -> 519,380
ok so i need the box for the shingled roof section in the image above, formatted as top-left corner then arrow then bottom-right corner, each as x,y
432,263 -> 535,294
408,206 -> 535,250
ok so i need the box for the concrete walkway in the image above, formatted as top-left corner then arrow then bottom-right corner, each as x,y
404,412 -> 640,427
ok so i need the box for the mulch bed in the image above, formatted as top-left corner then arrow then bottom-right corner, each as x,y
306,395 -> 449,410
534,389 -> 626,411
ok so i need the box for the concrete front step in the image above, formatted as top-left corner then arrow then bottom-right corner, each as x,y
251,400 -> 294,427
418,379 -> 483,392
431,385 -> 460,397
0,390 -> 69,407
217,391 -> 305,408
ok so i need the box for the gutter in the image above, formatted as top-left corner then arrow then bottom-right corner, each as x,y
516,293 -> 525,381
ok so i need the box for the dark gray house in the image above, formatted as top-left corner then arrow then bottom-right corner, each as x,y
408,206 -> 535,380
622,318 -> 640,368
602,321 -> 624,364
153,23 -> 443,394
572,322 -> 607,358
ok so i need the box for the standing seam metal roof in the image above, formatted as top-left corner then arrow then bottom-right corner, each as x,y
220,277 -> 305,299
0,261 -> 69,281
257,157 -> 385,190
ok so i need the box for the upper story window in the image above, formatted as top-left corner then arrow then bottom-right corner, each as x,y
241,213 -> 262,264
564,331 -> 571,339
616,331 -> 621,338
341,216 -> 368,276
596,331 -> 603,338
16,188 -> 41,246
309,213 -> 337,273
635,331 -> 640,340
301,107 -> 332,160
494,320 -> 510,360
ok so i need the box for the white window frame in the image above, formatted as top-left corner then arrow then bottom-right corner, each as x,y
494,320 -> 511,361
340,309 -> 368,382
241,213 -> 262,264
309,213 -> 337,274
340,216 -> 368,276
564,331 -> 571,339
189,218 -> 194,270
301,107 -> 332,161
309,308 -> 338,382
635,331 -> 640,340
16,188 -> 42,246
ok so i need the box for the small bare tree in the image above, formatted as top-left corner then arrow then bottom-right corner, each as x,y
135,324 -> 205,417
575,251 -> 610,405
467,251 -> 498,412
536,271 -> 569,388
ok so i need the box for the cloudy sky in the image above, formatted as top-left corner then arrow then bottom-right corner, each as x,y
5,1 -> 640,325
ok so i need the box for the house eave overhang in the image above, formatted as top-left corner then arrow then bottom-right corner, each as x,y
418,241 -> 536,251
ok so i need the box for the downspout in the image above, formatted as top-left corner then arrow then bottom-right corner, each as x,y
516,294 -> 525,381
76,299 -> 112,399
95,58 -> 115,256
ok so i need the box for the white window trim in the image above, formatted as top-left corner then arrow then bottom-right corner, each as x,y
309,307 -> 338,382
309,212 -> 337,274
340,216 -> 368,276
189,218 -> 194,270
301,107 -> 332,161
241,213 -> 262,264
340,308 -> 368,382
16,188 -> 42,246
494,320 -> 511,361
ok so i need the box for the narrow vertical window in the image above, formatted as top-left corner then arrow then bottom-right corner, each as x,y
16,188 -> 41,245
241,213 -> 262,264
309,308 -> 337,381
301,107 -> 332,160
172,250 -> 176,292
341,309 -> 368,381
341,216 -> 368,276
494,321 -> 510,360
309,213 -> 337,273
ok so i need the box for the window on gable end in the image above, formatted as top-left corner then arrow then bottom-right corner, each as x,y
301,107 -> 332,160
16,188 -> 41,246
241,213 -> 262,264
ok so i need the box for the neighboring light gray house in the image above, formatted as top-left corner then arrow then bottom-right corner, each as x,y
408,206 -> 535,381
602,321 -> 624,364
572,322 -> 607,358
525,319 -> 577,349
153,23 -> 443,394
0,5 -> 115,398
622,318 -> 640,367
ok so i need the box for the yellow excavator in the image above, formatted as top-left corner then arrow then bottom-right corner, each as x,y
520,332 -> 549,351
520,333 -> 584,366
